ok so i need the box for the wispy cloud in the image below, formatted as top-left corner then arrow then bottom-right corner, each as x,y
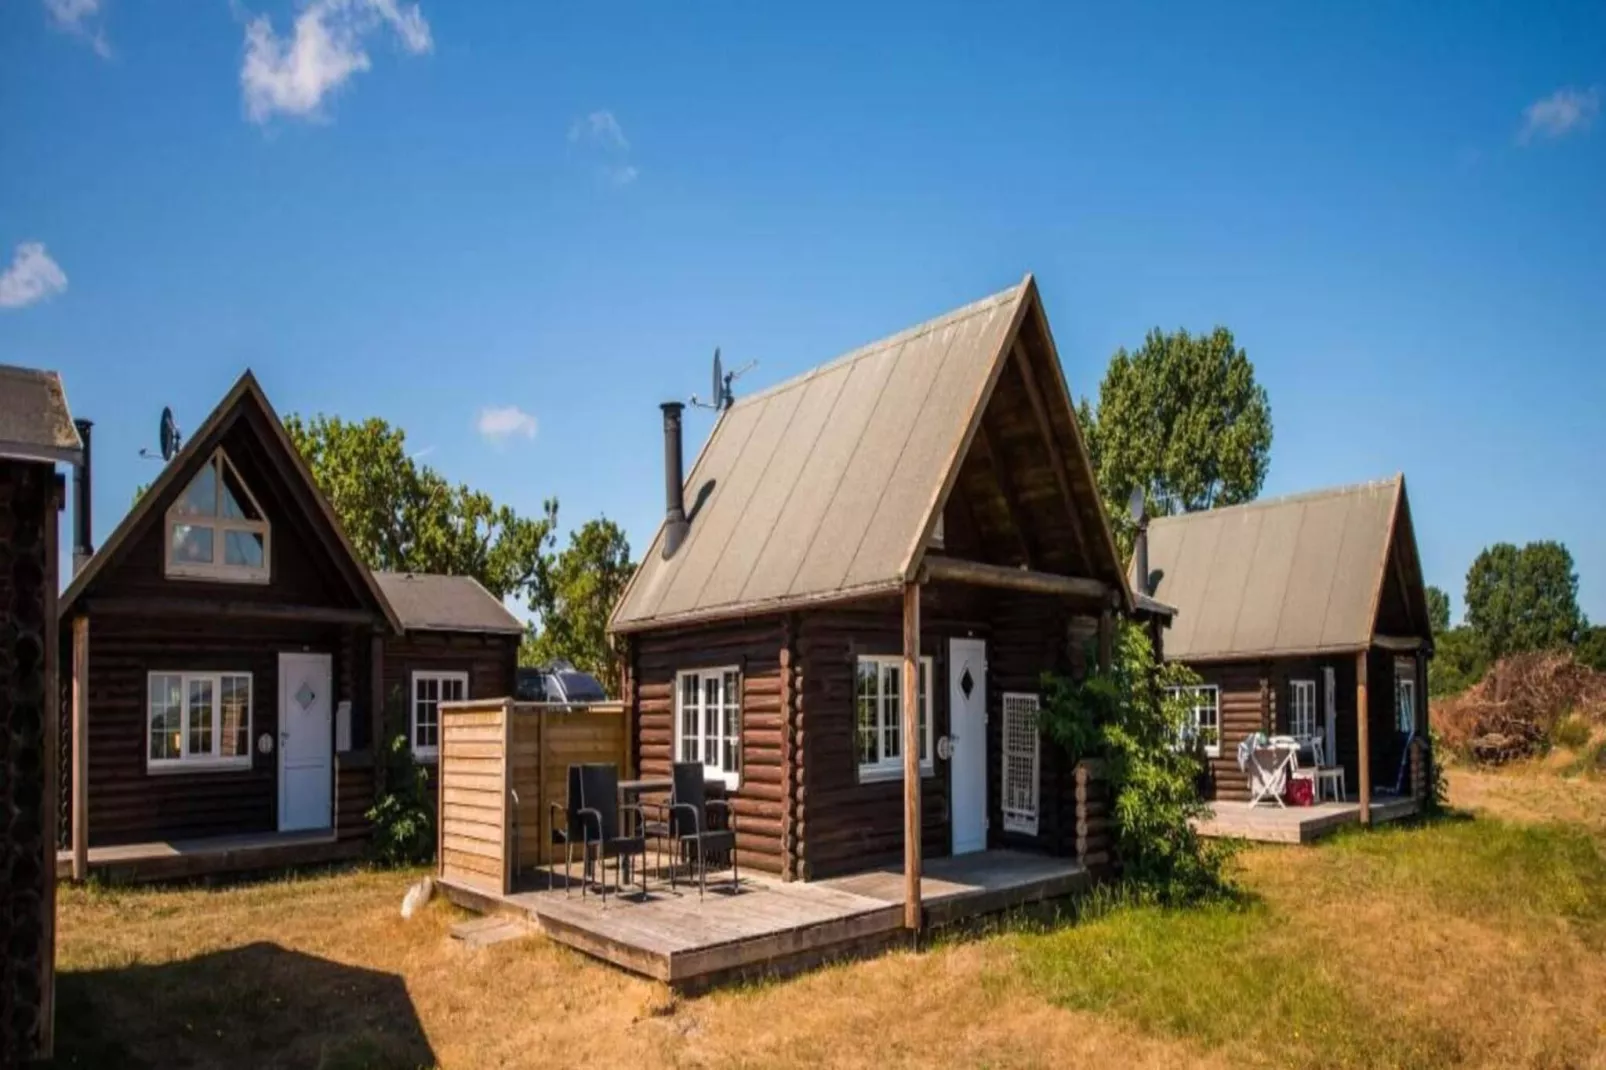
43,0 -> 111,58
476,405 -> 538,443
568,109 -> 639,188
1518,86 -> 1600,144
240,0 -> 432,124
569,110 -> 628,151
0,243 -> 69,310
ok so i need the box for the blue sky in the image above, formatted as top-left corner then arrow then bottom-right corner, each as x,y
3,1 -> 1603,624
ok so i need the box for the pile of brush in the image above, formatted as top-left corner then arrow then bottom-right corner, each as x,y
1433,651 -> 1606,765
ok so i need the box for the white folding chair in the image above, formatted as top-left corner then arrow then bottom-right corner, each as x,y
1248,745 -> 1296,808
1308,738 -> 1347,802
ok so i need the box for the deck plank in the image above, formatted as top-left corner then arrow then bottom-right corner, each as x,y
1194,796 -> 1421,843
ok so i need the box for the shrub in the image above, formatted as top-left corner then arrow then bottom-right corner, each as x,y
1553,713 -> 1592,752
1433,651 -> 1606,764
1038,622 -> 1232,905
366,684 -> 437,866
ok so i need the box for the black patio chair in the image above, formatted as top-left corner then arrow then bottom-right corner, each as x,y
667,761 -> 739,898
548,765 -> 586,895
577,762 -> 648,904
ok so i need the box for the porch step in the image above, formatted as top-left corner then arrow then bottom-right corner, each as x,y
450,915 -> 533,949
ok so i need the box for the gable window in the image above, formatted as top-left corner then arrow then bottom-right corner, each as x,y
1167,684 -> 1221,758
1290,679 -> 1317,742
1395,671 -> 1417,735
856,656 -> 934,781
165,449 -> 271,583
148,671 -> 252,771
675,668 -> 741,788
412,671 -> 467,759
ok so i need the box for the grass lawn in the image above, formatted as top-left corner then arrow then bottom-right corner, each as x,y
51,768 -> 1606,1069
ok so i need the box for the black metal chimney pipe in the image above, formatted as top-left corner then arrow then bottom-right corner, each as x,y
1132,514 -> 1150,597
72,418 -> 94,575
660,402 -> 689,559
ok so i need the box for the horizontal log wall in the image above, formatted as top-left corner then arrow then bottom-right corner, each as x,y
334,754 -> 374,843
382,629 -> 519,758
633,618 -> 787,876
436,699 -> 510,894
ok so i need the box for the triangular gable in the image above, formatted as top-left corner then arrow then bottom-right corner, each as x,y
60,370 -> 401,632
609,275 -> 1130,633
1370,476 -> 1430,639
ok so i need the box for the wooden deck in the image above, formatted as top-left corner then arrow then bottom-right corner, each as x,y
56,829 -> 362,883
1193,796 -> 1421,844
437,849 -> 1088,989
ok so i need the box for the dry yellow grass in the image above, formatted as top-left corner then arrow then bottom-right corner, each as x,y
51,768 -> 1606,1069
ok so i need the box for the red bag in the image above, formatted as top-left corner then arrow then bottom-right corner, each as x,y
1285,777 -> 1315,807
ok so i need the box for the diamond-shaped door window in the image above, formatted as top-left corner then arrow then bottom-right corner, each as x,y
960,667 -> 974,699
295,682 -> 317,710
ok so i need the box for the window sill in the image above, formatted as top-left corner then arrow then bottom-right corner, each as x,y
165,563 -> 272,585
147,759 -> 253,775
857,763 -> 936,784
412,750 -> 439,764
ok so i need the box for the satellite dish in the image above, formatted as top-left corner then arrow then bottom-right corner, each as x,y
1127,486 -> 1146,524
159,407 -> 181,461
712,348 -> 724,409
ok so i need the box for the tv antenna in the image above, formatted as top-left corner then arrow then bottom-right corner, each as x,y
139,406 -> 182,462
690,347 -> 756,411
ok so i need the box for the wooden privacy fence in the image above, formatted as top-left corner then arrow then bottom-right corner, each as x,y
437,698 -> 630,895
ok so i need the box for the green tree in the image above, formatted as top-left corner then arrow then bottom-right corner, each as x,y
522,518 -> 636,695
1429,626 -> 1488,698
1425,585 -> 1452,635
1576,625 -> 1606,674
284,413 -> 557,606
1078,326 -> 1272,552
1463,541 -> 1584,660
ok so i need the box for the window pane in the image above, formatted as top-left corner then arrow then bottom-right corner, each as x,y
175,461 -> 218,517
722,671 -> 740,775
856,661 -> 878,765
703,676 -> 720,767
171,523 -> 214,564
223,530 -> 265,568
881,664 -> 901,761
443,676 -> 467,702
220,462 -> 262,520
680,675 -> 700,762
918,662 -> 929,763
414,677 -> 441,750
150,675 -> 182,761
188,677 -> 215,757
221,676 -> 250,758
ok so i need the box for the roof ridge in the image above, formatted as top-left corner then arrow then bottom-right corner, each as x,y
725,283 -> 1024,411
1148,475 -> 1401,525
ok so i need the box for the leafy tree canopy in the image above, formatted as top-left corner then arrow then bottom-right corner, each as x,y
1429,625 -> 1488,698
1078,326 -> 1272,552
1463,540 -> 1585,661
1577,625 -> 1606,674
522,518 -> 635,695
1425,585 -> 1452,635
285,413 -> 557,608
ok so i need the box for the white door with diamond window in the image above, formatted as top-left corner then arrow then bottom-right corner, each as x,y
278,652 -> 333,832
949,638 -> 988,855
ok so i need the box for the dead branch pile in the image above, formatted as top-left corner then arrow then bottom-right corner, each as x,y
1432,651 -> 1606,764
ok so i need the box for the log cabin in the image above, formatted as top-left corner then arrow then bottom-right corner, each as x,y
1132,477 -> 1433,831
608,274 -> 1143,928
0,364 -> 82,1062
55,371 -> 521,882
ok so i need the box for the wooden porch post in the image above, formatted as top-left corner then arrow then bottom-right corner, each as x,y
1356,650 -> 1371,825
70,615 -> 89,881
369,631 -> 386,794
902,581 -> 922,931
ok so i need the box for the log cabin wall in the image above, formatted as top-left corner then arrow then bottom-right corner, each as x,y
380,629 -> 519,764
632,616 -> 787,876
1,460 -> 59,1063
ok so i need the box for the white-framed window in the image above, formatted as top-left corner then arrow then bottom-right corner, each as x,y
856,655 -> 934,782
411,670 -> 467,759
1395,672 -> 1417,735
165,448 -> 271,583
1168,684 -> 1221,758
147,671 -> 252,772
675,667 -> 742,788
1290,679 -> 1317,742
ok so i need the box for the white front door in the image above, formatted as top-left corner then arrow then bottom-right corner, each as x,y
949,638 -> 988,855
278,652 -> 333,832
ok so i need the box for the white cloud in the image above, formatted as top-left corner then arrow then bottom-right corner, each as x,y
569,110 -> 629,151
0,243 -> 69,310
603,164 -> 639,187
43,0 -> 111,57
476,405 -> 538,442
241,0 -> 432,124
1518,86 -> 1600,144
